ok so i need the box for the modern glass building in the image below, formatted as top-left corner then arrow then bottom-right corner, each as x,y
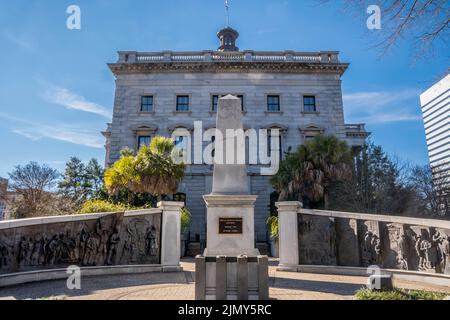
420,74 -> 450,185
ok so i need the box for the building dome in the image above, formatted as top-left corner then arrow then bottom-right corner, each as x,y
217,27 -> 239,52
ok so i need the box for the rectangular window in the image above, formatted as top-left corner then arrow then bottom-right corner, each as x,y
237,95 -> 244,111
138,136 -> 151,149
176,95 -> 190,112
211,136 -> 216,158
212,95 -> 219,112
267,95 -> 280,112
212,95 -> 244,112
141,96 -> 154,112
303,96 -> 317,112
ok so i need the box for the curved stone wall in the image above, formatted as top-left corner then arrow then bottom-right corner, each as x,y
296,209 -> 450,275
276,202 -> 450,278
0,210 -> 163,275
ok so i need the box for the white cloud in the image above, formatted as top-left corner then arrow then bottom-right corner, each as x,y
40,81 -> 112,119
0,112 -> 103,149
4,32 -> 33,51
343,89 -> 421,124
13,126 -> 104,149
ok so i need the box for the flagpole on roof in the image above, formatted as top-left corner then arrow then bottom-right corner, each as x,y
225,0 -> 230,27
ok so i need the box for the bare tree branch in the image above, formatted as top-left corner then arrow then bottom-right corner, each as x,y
318,0 -> 450,60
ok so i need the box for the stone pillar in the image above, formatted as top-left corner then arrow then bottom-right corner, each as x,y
203,50 -> 213,62
158,201 -> 184,266
237,255 -> 249,300
162,51 -> 172,62
244,50 -> 254,62
276,202 -> 302,270
195,255 -> 206,300
284,50 -> 294,62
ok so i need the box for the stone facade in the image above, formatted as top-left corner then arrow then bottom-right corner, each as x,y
104,30 -> 368,244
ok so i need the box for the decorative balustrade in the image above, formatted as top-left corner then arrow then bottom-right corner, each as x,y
345,124 -> 366,132
117,50 -> 341,64
212,54 -> 244,61
345,124 -> 369,139
252,55 -> 286,62
292,55 -> 322,63
136,55 -> 164,62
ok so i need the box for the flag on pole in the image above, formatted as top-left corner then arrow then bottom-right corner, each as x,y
225,0 -> 230,26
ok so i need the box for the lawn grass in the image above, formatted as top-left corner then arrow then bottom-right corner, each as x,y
355,288 -> 447,300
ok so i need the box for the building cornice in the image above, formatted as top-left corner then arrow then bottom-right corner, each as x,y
108,61 -> 349,76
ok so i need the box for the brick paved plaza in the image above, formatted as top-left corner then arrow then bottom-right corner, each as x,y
1,259 -> 449,300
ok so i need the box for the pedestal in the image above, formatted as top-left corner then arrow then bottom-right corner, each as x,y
195,254 -> 269,300
276,202 -> 301,270
195,194 -> 269,300
203,195 -> 258,256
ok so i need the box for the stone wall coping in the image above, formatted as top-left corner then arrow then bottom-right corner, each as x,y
203,195 -> 258,207
276,201 -> 303,212
0,209 -> 163,230
125,208 -> 162,217
299,208 -> 450,230
157,201 -> 185,211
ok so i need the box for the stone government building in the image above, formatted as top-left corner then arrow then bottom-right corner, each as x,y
103,27 -> 369,248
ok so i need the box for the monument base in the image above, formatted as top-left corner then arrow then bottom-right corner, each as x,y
195,254 -> 269,300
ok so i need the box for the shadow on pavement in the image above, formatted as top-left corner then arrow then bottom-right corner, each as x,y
0,271 -> 190,300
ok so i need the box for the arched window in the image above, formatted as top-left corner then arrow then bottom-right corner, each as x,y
170,126 -> 192,164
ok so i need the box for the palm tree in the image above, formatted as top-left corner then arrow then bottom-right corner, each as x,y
104,136 -> 186,204
104,152 -> 138,203
272,135 -> 352,209
133,137 -> 186,200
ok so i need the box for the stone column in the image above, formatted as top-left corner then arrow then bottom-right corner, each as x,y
158,201 -> 184,267
276,202 -> 302,270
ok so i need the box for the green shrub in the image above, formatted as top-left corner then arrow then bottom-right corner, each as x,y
355,288 -> 447,300
78,200 -> 129,214
266,215 -> 279,239
181,207 -> 192,233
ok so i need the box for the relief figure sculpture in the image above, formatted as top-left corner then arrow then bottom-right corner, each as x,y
146,226 -> 158,256
107,227 -> 121,265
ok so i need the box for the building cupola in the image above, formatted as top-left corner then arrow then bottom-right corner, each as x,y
217,27 -> 239,52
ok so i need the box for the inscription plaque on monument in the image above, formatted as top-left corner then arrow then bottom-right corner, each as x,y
219,218 -> 243,234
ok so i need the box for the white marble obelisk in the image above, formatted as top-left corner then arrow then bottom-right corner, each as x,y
211,94 -> 249,195
203,95 -> 258,256
197,95 -> 268,301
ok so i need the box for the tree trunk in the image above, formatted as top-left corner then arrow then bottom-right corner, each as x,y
324,193 -> 329,210
127,190 -> 133,206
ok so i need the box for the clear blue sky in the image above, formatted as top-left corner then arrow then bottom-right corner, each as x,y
0,0 -> 448,177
